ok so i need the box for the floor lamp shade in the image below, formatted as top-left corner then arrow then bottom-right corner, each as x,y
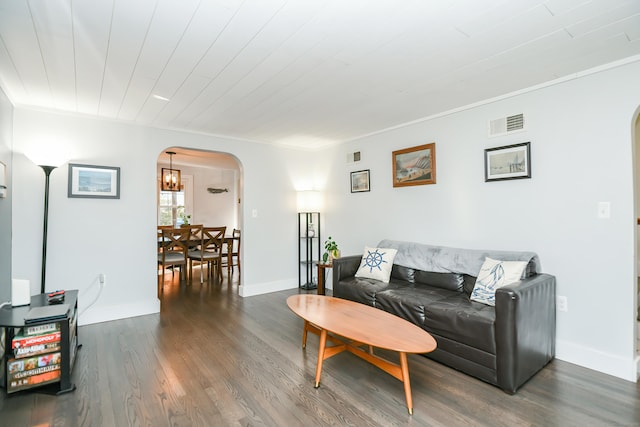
297,191 -> 323,212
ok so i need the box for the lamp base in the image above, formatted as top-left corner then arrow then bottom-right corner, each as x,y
299,283 -> 317,290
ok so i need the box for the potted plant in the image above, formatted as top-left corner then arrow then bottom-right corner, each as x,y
179,213 -> 191,226
322,236 -> 340,263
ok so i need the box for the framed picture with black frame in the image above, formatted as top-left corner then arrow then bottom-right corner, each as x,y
484,142 -> 531,182
350,169 -> 370,193
68,164 -> 120,199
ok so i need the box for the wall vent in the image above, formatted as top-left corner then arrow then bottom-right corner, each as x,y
347,151 -> 361,163
488,113 -> 525,137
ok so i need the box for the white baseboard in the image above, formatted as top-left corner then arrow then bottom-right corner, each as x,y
556,339 -> 637,382
239,278 -> 297,297
78,298 -> 160,326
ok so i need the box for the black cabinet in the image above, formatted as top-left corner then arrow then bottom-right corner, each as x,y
298,212 -> 320,289
0,290 -> 79,394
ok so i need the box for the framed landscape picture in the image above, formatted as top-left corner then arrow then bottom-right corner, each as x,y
68,164 -> 120,199
350,169 -> 370,193
484,142 -> 531,182
392,143 -> 436,187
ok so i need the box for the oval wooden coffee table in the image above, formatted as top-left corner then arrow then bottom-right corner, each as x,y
287,294 -> 437,414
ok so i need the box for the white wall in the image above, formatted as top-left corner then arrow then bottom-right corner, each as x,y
11,110 -> 311,325
174,164 -> 238,229
0,86 -> 13,302
322,61 -> 640,381
636,115 -> 640,274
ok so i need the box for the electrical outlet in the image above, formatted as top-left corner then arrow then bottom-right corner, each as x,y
557,295 -> 568,312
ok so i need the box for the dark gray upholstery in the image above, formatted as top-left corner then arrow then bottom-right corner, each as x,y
332,243 -> 556,394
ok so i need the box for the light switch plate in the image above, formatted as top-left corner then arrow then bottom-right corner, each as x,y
597,201 -> 610,219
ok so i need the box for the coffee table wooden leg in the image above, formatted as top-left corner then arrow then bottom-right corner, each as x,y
302,320 -> 309,348
314,329 -> 328,388
399,352 -> 413,415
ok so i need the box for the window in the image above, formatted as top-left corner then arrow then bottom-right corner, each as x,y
158,190 -> 184,226
158,175 -> 192,226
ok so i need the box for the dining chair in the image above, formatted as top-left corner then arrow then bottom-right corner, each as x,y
157,227 -> 189,289
183,224 -> 204,250
224,228 -> 241,275
188,226 -> 226,283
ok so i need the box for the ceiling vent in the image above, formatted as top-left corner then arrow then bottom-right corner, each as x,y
488,113 -> 525,137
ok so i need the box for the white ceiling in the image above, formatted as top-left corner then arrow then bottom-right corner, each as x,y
0,0 -> 639,149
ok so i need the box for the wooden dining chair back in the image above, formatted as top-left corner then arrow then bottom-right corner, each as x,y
184,224 -> 203,251
188,226 -> 226,283
158,227 -> 189,288
227,228 -> 241,275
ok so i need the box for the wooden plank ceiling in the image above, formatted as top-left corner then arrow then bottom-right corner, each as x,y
0,0 -> 639,149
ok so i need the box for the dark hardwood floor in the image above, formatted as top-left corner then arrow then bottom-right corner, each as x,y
2,270 -> 640,426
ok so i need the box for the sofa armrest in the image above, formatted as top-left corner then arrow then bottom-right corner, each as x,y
332,255 -> 362,281
494,273 -> 556,393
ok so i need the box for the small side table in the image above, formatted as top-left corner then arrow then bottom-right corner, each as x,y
315,262 -> 332,295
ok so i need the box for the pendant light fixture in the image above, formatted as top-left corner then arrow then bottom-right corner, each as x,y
161,151 -> 181,191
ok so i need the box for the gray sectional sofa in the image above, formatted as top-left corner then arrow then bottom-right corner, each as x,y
331,239 -> 556,394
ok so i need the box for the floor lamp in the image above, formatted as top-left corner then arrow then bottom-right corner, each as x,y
39,165 -> 56,294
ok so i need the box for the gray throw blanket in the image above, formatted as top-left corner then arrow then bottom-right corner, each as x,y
377,239 -> 540,277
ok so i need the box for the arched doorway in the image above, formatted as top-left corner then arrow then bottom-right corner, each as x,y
157,148 -> 242,230
156,147 -> 243,291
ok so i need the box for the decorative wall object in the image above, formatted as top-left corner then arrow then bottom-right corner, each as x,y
68,164 -> 120,199
350,169 -> 370,193
207,187 -> 228,194
484,142 -> 531,182
392,143 -> 436,187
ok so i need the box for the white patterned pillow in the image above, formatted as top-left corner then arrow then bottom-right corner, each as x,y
354,247 -> 398,283
470,257 -> 528,306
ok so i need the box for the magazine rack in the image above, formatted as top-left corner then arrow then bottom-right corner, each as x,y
0,290 -> 79,394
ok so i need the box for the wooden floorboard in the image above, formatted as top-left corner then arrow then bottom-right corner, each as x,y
2,271 -> 640,426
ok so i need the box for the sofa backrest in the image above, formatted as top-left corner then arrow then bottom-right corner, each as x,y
389,253 -> 538,295
415,270 -> 465,292
379,239 -> 541,277
390,264 -> 466,292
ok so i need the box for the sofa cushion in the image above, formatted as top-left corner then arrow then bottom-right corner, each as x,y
334,276 -> 407,306
462,274 -> 477,296
355,247 -> 398,283
425,295 -> 497,354
415,270 -> 464,292
375,286 -> 458,326
470,257 -> 528,306
375,287 -> 497,354
390,264 -> 416,283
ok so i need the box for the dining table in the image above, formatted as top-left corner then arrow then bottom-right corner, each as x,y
158,227 -> 239,275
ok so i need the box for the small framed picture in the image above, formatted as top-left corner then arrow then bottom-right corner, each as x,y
68,164 -> 120,199
392,143 -> 436,187
350,169 -> 370,193
484,142 -> 531,182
